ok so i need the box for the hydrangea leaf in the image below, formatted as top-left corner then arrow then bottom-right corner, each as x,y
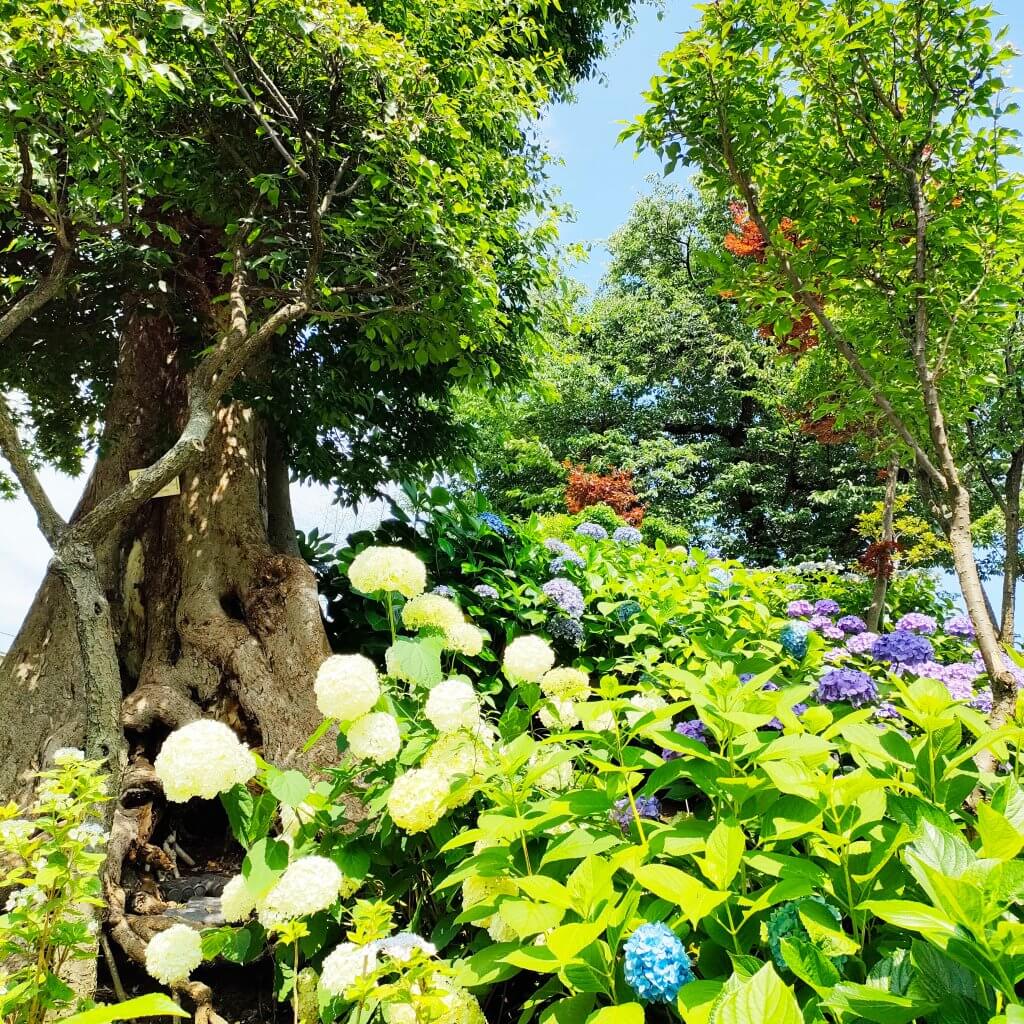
710,963 -> 801,1024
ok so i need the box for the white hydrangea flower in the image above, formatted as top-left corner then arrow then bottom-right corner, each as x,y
422,731 -> 490,779
540,666 -> 590,701
347,712 -> 402,764
52,747 -> 85,764
348,546 -> 426,598
624,692 -> 668,726
444,621 -> 486,656
384,975 -> 485,1024
145,923 -> 203,985
315,654 -> 381,722
387,768 -> 450,833
462,875 -> 517,943
529,745 -> 574,791
425,679 -> 480,733
0,819 -> 34,845
378,932 -> 437,962
538,698 -> 580,730
502,635 -> 555,684
401,593 -> 464,631
220,875 -> 256,923
260,856 -> 343,922
577,703 -> 616,732
154,720 -> 256,802
319,941 -> 379,997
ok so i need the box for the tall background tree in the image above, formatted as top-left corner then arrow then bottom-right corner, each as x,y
626,0 -> 1024,715
464,188 -> 888,564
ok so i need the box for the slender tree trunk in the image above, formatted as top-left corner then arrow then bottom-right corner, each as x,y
1000,449 -> 1023,643
867,459 -> 899,632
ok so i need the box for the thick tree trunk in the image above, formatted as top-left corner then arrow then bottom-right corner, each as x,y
0,308 -> 330,799
867,460 -> 899,632
1000,449 -> 1023,643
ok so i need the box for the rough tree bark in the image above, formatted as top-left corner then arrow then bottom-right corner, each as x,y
1000,449 -> 1023,643
866,459 -> 899,633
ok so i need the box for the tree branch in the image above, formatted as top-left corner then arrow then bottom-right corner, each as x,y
0,246 -> 73,348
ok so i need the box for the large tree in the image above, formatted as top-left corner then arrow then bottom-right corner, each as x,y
465,189 -> 886,564
626,0 -> 1024,716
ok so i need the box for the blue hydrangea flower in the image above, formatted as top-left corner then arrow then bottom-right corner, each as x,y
766,896 -> 845,974
709,567 -> 733,588
544,537 -> 574,555
472,583 -> 499,600
549,551 -> 586,574
431,585 -> 456,599
613,526 -> 643,545
542,577 -> 585,619
814,599 -> 841,616
816,668 -> 877,707
575,522 -> 608,540
478,512 -> 513,538
779,621 -> 811,660
895,612 -> 937,635
837,615 -> 867,634
614,600 -> 642,624
623,923 -> 694,1003
548,615 -> 584,649
787,600 -> 814,618
611,795 -> 661,830
944,614 -> 975,639
872,630 -> 934,666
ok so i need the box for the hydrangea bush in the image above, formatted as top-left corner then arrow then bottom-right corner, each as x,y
140,493 -> 1024,1023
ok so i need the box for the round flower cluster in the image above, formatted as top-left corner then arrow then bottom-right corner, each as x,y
766,896 -> 845,972
544,537 -> 574,555
425,679 -> 480,733
145,923 -> 203,985
431,585 -> 456,599
944,614 -> 975,638
220,875 -> 256,923
895,612 -> 937,635
808,614 -> 833,632
347,712 -> 402,764
378,932 -> 437,962
542,577 -> 585,619
529,745 -> 574,790
422,732 -> 489,802
787,599 -> 814,618
472,583 -> 499,600
625,692 -> 667,726
260,856 -> 343,924
539,697 -> 581,729
319,941 -> 380,997
388,768 -> 449,833
154,720 -> 256,802
315,654 -> 380,722
814,598 -> 841,616
52,747 -> 85,764
836,615 -> 867,634
816,668 -> 877,707
872,630 -> 934,665
874,701 -> 902,721
623,922 -> 694,1003
550,552 -> 586,574
548,615 -> 584,648
348,546 -> 426,598
462,873 -> 517,943
575,522 -> 608,540
383,975 -> 485,1024
612,795 -> 661,830
503,635 -> 555,683
846,630 -> 880,655
663,718 -> 708,759
541,666 -> 590,701
401,593 -> 464,632
614,600 -> 642,624
445,621 -> 486,657
478,512 -> 513,538
613,526 -> 643,545
779,621 -> 811,659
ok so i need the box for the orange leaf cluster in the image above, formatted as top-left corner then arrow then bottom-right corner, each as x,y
796,414 -> 857,446
858,540 -> 901,580
722,202 -> 801,263
758,309 -> 820,355
564,463 -> 645,525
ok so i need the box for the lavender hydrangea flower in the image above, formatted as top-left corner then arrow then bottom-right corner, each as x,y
550,551 -> 586,574
846,631 -> 880,655
542,577 -> 585,619
808,614 -> 833,632
874,701 -> 901,720
709,567 -> 733,587
613,526 -> 643,545
662,719 -> 708,758
944,614 -> 975,639
895,612 -> 937,635
814,599 -> 841,616
548,615 -> 584,649
824,648 -> 847,663
837,615 -> 867,635
821,624 -> 845,641
817,668 -> 878,707
478,512 -> 513,538
472,583 -> 499,600
575,522 -> 608,540
612,795 -> 661,830
971,688 -> 994,713
872,630 -> 934,666
544,537 -> 573,554
787,600 -> 814,618
431,585 -> 456,599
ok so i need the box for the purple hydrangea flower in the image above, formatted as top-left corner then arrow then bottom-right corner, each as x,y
431,585 -> 456,599
550,551 -> 586,574
543,577 -> 585,619
944,614 -> 975,639
874,701 -> 901,720
872,630 -> 934,666
895,613 -> 937,635
846,631 -> 880,655
544,537 -> 573,554
808,614 -> 834,632
787,600 -> 814,618
472,583 -> 499,600
817,668 -> 878,707
741,673 -> 758,684
612,795 -> 661,830
613,526 -> 643,546
824,648 -> 847,663
814,599 -> 841,616
837,615 -> 867,635
662,719 -> 708,758
821,624 -> 845,641
971,688 -> 994,713
575,522 -> 608,540
548,615 -> 584,649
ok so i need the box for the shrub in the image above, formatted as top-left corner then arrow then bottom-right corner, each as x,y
564,464 -> 645,524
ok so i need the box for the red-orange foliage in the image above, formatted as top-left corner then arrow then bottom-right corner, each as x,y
758,309 -> 819,355
564,463 -> 645,525
722,202 -> 801,263
795,413 -> 856,445
859,540 -> 901,580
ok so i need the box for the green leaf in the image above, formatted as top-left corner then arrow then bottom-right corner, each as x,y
677,980 -> 723,1024
698,820 -> 745,890
977,802 -> 1024,861
546,922 -> 605,962
498,899 -> 565,939
823,983 -> 938,1024
860,899 -> 957,936
780,937 -> 840,994
386,636 -> 443,687
266,768 -> 311,808
711,963 -> 801,1024
58,994 -> 188,1023
632,863 -> 729,926
798,901 -> 859,956
585,1003 -> 644,1024
242,836 -> 289,897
